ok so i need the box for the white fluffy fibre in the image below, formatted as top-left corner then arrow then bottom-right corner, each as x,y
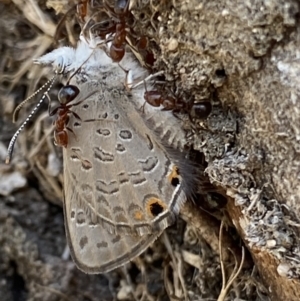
34,41 -> 109,73
34,40 -> 152,112
34,40 -> 147,83
34,46 -> 76,71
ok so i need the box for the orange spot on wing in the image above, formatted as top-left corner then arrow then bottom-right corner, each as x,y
167,165 -> 181,187
167,165 -> 180,182
134,210 -> 144,221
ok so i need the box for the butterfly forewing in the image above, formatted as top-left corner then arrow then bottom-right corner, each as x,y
63,78 -> 185,272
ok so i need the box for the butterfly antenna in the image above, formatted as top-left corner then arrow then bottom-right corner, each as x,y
12,76 -> 56,123
6,53 -> 68,164
5,74 -> 58,164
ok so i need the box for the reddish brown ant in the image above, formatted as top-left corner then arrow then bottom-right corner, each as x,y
143,84 -> 212,119
80,0 -> 154,65
109,0 -> 131,62
48,45 -> 100,148
94,0 -> 131,62
50,79 -> 98,148
49,85 -> 82,148
5,83 -> 83,164
105,1 -> 155,65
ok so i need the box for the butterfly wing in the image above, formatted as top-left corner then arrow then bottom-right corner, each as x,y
36,41 -> 188,273
63,85 -> 185,272
64,170 -> 162,273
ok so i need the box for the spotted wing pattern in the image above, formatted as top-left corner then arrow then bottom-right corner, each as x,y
63,74 -> 186,272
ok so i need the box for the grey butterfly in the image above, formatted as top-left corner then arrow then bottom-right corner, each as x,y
35,41 -> 189,273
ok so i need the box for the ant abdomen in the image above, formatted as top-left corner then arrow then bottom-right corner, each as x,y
54,126 -> 69,148
110,44 -> 126,62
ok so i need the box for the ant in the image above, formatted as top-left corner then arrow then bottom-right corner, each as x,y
106,0 -> 155,65
78,0 -> 129,62
50,85 -> 82,148
54,0 -> 89,43
80,0 -> 154,65
5,80 -> 94,164
55,0 -> 154,66
143,85 -> 212,119
103,0 -> 130,62
5,82 -> 81,164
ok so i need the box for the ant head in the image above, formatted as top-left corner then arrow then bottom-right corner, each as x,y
190,102 -> 212,119
58,85 -> 80,105
114,0 -> 129,15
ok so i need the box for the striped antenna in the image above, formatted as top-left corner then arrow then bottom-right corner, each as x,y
5,52 -> 68,164
13,77 -> 57,123
5,74 -> 58,164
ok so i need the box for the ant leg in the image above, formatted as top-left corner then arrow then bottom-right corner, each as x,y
70,90 -> 98,108
66,127 -> 79,141
119,65 -> 132,91
45,92 -> 56,116
140,80 -> 150,112
172,109 -> 182,120
69,110 -> 82,120
130,71 -> 164,89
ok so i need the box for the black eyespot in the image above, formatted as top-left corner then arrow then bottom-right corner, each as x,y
171,177 -> 180,187
150,202 -> 164,216
114,114 -> 119,119
83,104 -> 89,109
